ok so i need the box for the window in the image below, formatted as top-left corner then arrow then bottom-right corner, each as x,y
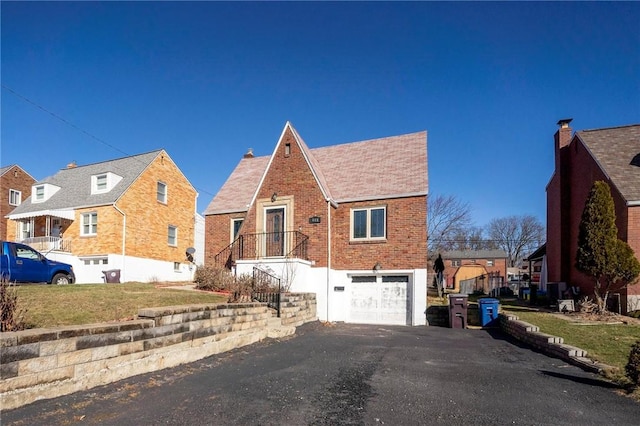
16,245 -> 40,260
285,143 -> 291,156
95,174 -> 108,191
157,182 -> 167,203
351,206 -> 386,241
91,172 -> 122,194
9,189 -> 21,206
174,262 -> 181,272
35,185 -> 45,201
451,260 -> 460,267
168,225 -> 177,246
486,259 -> 494,267
231,218 -> 243,241
81,212 -> 98,236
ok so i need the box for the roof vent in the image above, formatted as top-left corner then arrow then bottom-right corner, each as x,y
243,148 -> 254,159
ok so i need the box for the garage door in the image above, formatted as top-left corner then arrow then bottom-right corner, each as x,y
349,275 -> 410,325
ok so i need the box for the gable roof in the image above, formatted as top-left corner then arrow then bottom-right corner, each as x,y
577,124 -> 640,204
0,164 -> 37,181
7,150 -> 163,218
205,123 -> 428,215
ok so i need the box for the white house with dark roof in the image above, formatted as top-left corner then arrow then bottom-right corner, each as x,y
6,150 -> 201,283
205,122 -> 428,325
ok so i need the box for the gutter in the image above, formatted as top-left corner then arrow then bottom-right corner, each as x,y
113,204 -> 126,280
327,200 -> 331,322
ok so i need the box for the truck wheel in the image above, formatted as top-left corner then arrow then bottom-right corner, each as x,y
52,273 -> 70,285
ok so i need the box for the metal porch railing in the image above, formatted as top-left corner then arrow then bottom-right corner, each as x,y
214,230 -> 309,269
251,266 -> 282,317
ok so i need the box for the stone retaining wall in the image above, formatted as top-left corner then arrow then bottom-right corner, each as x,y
0,294 -> 317,410
498,312 -> 607,373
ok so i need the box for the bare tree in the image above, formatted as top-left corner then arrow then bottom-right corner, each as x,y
428,194 -> 473,257
487,215 -> 544,267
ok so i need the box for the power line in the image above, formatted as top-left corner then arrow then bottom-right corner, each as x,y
2,84 -> 215,199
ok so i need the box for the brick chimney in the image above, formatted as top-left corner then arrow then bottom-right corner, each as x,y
66,161 -> 77,169
554,118 -> 572,172
243,148 -> 254,159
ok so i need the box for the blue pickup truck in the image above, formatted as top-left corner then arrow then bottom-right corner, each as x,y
0,241 -> 75,284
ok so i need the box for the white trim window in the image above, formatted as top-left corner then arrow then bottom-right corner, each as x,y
91,172 -> 122,194
9,189 -> 21,206
351,206 -> 386,241
157,181 -> 167,204
81,212 -> 98,236
486,259 -> 494,267
91,173 -> 109,194
34,185 -> 45,202
168,225 -> 177,246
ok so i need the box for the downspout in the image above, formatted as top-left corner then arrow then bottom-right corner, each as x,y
326,200 -> 331,322
113,205 -> 126,280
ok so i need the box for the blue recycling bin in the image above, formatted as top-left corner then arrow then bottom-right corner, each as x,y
478,298 -> 499,327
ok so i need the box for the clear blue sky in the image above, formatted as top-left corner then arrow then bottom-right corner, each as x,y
2,2 -> 639,228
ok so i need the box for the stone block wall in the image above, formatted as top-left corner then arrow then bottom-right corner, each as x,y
280,293 -> 317,326
498,312 -> 606,373
1,295 -> 316,410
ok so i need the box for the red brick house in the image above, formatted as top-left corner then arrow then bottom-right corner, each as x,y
439,249 -> 508,294
204,122 -> 428,325
0,165 -> 36,240
547,120 -> 640,313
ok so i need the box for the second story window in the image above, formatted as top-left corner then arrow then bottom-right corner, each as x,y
351,206 -> 386,241
81,212 -> 98,236
486,259 -> 494,267
35,185 -> 45,201
9,189 -> 21,206
168,225 -> 177,246
95,174 -> 108,191
157,181 -> 167,204
451,260 -> 461,267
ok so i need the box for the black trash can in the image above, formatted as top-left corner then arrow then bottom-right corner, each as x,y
103,269 -> 121,283
478,298 -> 500,327
449,294 -> 468,329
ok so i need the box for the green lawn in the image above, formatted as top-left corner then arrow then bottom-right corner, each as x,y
429,294 -> 640,375
500,304 -> 640,371
13,283 -> 226,329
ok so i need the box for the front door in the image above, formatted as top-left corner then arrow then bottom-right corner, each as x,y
265,208 -> 285,257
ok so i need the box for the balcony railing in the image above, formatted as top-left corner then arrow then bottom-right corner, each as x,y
21,237 -> 71,253
214,231 -> 309,269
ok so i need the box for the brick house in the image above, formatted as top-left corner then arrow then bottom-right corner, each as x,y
547,120 -> 640,313
439,249 -> 508,294
0,165 -> 36,240
204,122 -> 428,325
6,150 -> 201,283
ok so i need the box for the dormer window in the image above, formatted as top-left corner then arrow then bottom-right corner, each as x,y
91,172 -> 122,194
35,185 -> 45,201
32,183 -> 60,203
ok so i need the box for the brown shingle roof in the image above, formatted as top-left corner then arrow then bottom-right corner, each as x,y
204,124 -> 428,215
577,124 -> 640,203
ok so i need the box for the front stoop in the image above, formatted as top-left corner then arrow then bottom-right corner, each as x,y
267,317 -> 295,338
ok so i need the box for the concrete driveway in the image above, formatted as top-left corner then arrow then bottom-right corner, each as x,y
3,322 -> 639,425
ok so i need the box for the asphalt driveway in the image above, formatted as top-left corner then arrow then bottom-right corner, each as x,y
3,322 -> 639,425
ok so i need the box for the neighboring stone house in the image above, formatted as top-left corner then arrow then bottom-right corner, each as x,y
204,122 -> 428,325
0,165 -> 36,240
6,150 -> 201,283
547,120 -> 640,313
439,249 -> 508,294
